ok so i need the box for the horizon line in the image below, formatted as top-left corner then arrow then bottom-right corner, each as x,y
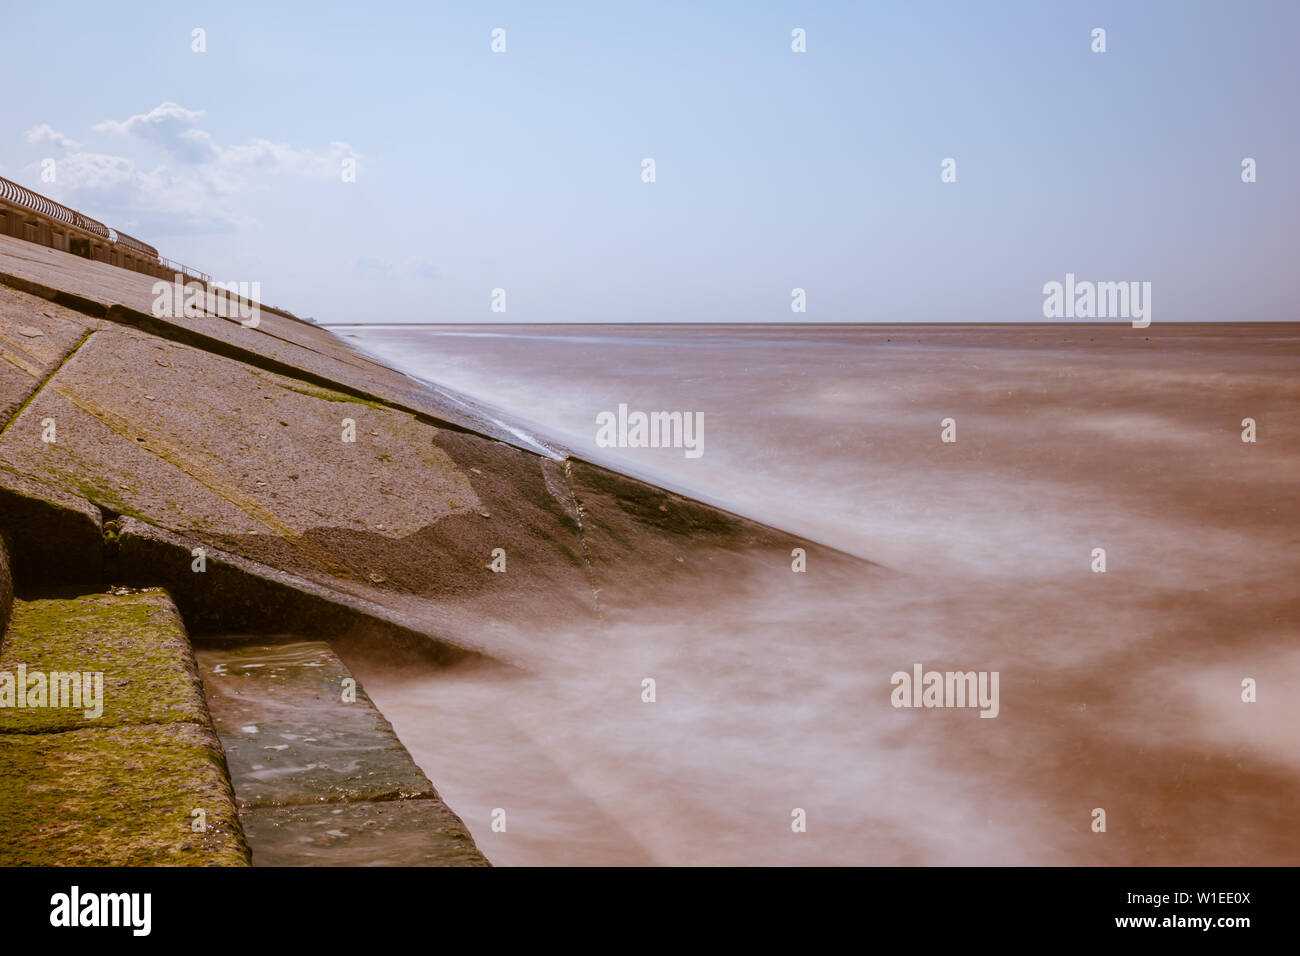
321,320 -> 1300,328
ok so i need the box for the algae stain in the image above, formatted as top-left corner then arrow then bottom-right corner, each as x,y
273,381 -> 387,410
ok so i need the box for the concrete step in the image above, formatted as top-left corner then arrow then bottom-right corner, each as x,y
0,588 -> 249,866
194,637 -> 488,866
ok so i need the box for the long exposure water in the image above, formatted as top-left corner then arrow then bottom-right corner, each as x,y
334,323 -> 1300,865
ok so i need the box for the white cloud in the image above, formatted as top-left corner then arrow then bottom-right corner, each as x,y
29,103 -> 362,233
24,123 -> 81,150
92,102 -> 211,161
54,152 -> 135,190
219,138 -> 357,179
93,101 -> 207,136
37,152 -> 246,233
91,102 -> 357,177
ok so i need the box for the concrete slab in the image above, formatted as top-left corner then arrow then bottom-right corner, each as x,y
0,469 -> 103,589
0,283 -> 100,427
0,588 -> 249,865
195,637 -> 488,865
0,236 -> 553,449
116,518 -> 483,665
0,326 -> 483,546
239,799 -> 487,866
0,233 -> 174,318
0,591 -> 209,734
195,639 -> 436,807
0,722 -> 248,866
0,325 -> 600,655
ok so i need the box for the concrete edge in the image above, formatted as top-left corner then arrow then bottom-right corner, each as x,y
0,471 -> 103,589
0,269 -> 109,318
116,517 -> 493,668
2,267 -> 875,569
0,587 -> 253,866
0,530 -> 12,636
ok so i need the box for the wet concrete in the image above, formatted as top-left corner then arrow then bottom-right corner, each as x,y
194,637 -> 487,866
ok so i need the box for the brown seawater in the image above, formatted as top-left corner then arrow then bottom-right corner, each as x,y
333,323 -> 1300,866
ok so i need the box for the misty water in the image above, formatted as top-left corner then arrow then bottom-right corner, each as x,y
337,323 -> 1300,865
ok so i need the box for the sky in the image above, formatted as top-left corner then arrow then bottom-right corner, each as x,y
1,0 -> 1296,323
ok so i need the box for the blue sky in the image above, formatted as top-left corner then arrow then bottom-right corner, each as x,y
2,0 -> 1296,322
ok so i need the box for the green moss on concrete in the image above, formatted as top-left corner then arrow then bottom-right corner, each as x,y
0,590 -> 209,733
274,381 -> 387,410
27,461 -> 149,524
66,480 -> 146,522
0,723 -> 250,866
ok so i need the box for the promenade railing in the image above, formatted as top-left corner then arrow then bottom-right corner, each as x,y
0,174 -> 209,283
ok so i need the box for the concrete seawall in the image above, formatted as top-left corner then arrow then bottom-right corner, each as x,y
0,233 -> 868,865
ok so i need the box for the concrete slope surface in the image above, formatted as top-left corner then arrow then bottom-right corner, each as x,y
0,239 -> 866,667
0,238 -> 873,868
